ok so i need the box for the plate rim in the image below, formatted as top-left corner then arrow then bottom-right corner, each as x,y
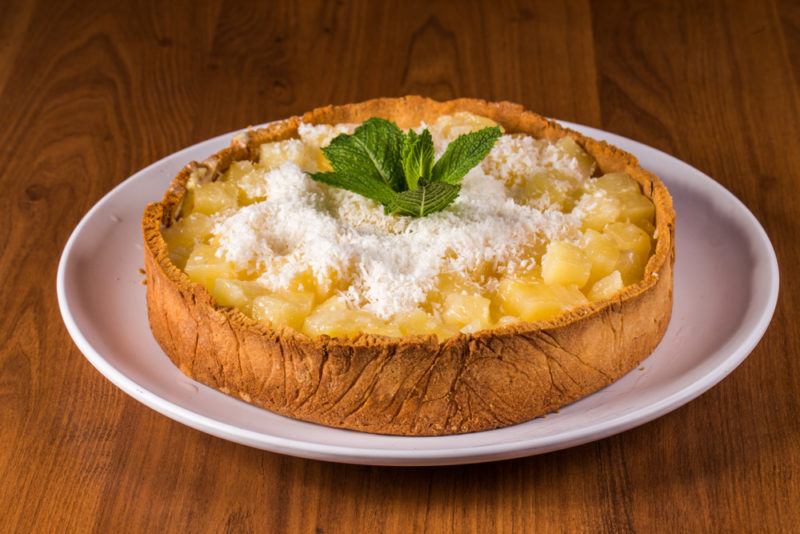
56,121 -> 780,465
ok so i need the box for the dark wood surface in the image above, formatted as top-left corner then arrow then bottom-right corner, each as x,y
2,1 -> 798,532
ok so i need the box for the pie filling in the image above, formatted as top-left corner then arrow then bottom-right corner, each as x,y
162,112 -> 656,339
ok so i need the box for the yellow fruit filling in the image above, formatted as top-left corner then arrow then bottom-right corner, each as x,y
161,112 -> 657,340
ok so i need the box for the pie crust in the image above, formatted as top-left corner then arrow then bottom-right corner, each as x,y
142,96 -> 675,436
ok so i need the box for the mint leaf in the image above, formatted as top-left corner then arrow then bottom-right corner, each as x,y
322,118 -> 405,192
389,182 -> 461,217
401,129 -> 434,190
431,126 -> 502,185
310,171 -> 398,206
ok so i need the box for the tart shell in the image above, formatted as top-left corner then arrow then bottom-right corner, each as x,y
142,96 -> 675,436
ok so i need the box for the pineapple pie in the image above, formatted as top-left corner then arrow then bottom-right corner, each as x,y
143,97 -> 674,436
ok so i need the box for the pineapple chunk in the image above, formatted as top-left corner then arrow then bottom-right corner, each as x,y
259,139 -> 309,171
435,325 -> 460,339
397,309 -> 458,339
592,173 -> 655,228
161,213 -> 214,249
223,160 -> 256,183
581,229 -> 620,285
188,182 -> 238,215
604,222 -> 651,284
534,283 -> 588,313
430,273 -> 482,304
184,244 -> 237,291
288,269 -> 339,302
302,298 -> 396,338
556,136 -> 596,176
252,294 -> 310,330
594,173 -> 640,195
307,147 -> 332,172
588,271 -> 624,301
302,297 -> 356,337
274,289 -> 315,315
496,315 -> 521,326
315,295 -> 349,314
577,191 -> 621,231
223,160 -> 267,204
167,249 -> 191,270
614,250 -> 648,285
541,241 -> 591,288
161,212 -> 214,268
460,320 -> 491,334
430,112 -> 498,144
441,293 -> 491,328
496,279 -> 560,321
496,278 -> 588,322
520,169 -> 579,210
618,192 -> 655,226
212,279 -> 267,311
638,219 -> 656,237
352,312 -> 402,337
397,309 -> 442,336
438,273 -> 479,293
604,222 -> 651,257
514,264 -> 544,284
297,123 -> 356,149
300,309 -> 340,338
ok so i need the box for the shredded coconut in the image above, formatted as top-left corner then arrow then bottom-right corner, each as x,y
212,130 -> 585,320
482,135 -> 589,185
572,188 -> 614,220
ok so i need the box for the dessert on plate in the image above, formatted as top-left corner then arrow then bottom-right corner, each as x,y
142,96 -> 674,436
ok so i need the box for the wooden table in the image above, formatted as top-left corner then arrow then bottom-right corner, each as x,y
3,0 -> 798,531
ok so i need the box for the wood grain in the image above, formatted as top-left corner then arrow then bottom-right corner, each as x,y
1,0 -> 797,532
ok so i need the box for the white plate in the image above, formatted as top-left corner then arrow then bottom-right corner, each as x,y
57,122 -> 779,466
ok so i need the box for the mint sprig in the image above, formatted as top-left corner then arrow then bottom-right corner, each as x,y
401,129 -> 434,191
309,118 -> 501,217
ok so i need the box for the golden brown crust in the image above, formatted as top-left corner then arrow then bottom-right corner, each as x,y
142,96 -> 675,436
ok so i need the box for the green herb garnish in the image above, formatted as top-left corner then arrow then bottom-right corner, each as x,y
309,118 -> 501,217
